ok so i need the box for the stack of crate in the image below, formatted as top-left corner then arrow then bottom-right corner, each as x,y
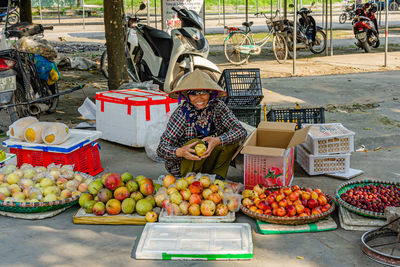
218,68 -> 263,127
296,123 -> 355,176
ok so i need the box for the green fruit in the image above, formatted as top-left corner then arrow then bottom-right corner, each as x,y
153,183 -> 161,192
136,199 -> 153,216
121,198 -> 136,214
88,180 -> 103,195
145,195 -> 156,208
131,191 -> 144,202
121,172 -> 134,183
135,175 -> 146,184
126,180 -> 139,192
83,200 -> 96,214
79,193 -> 93,207
0,150 -> 6,161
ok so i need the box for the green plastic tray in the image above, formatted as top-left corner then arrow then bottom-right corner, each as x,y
335,179 -> 400,219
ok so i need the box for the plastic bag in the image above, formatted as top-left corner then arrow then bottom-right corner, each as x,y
145,106 -> 177,162
222,193 -> 243,212
223,180 -> 245,194
24,122 -> 51,143
34,55 -> 60,85
118,80 -> 159,91
15,37 -> 57,61
41,122 -> 71,145
8,116 -> 39,140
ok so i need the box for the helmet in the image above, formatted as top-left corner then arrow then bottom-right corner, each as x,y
370,3 -> 377,12
364,2 -> 370,9
299,7 -> 311,14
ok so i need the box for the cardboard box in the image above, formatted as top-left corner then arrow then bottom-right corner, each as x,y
240,122 -> 310,189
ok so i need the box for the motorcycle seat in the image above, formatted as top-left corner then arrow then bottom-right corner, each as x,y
242,21 -> 253,28
141,25 -> 171,40
140,25 -> 172,60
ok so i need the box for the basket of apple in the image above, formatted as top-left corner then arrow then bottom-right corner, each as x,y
336,179 -> 400,219
157,174 -> 242,222
0,163 -> 92,213
240,184 -> 335,225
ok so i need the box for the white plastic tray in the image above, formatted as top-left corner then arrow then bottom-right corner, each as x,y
135,223 -> 253,260
2,129 -> 102,153
0,153 -> 17,168
159,209 -> 236,223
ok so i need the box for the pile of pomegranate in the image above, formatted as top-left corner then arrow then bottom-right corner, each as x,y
242,184 -> 332,217
340,184 -> 400,213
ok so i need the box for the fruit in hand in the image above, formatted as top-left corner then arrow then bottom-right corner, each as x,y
194,143 -> 207,156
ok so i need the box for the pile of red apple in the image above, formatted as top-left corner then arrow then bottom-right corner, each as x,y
340,184 -> 400,213
241,184 -> 332,217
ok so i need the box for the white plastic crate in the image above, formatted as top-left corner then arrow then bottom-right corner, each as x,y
296,144 -> 350,175
95,88 -> 178,147
303,123 -> 355,155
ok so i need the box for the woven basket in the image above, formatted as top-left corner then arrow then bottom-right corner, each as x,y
241,186 -> 336,225
335,179 -> 400,219
0,195 -> 80,213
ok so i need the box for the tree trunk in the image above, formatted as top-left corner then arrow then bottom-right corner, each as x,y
19,0 -> 32,23
104,0 -> 128,90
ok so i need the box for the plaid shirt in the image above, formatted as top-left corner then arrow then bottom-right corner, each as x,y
157,99 -> 247,176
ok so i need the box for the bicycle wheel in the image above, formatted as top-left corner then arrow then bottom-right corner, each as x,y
272,34 -> 288,64
339,13 -> 347,24
310,30 -> 327,54
224,32 -> 251,65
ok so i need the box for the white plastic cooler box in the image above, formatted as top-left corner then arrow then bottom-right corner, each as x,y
95,89 -> 178,147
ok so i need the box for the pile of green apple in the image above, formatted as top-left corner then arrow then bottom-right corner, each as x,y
78,172 -> 161,222
0,164 -> 91,203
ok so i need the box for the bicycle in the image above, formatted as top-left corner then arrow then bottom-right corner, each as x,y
223,10 -> 288,65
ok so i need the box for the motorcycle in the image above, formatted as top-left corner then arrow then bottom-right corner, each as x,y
0,21 -> 82,123
352,2 -> 379,53
339,4 -> 356,24
101,4 -> 220,92
283,4 -> 327,57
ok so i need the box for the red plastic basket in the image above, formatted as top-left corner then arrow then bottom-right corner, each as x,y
9,142 -> 103,176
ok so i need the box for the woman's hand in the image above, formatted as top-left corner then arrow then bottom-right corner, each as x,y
201,137 -> 221,158
176,141 -> 201,161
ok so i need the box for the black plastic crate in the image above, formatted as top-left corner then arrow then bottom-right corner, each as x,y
266,107 -> 325,129
230,105 -> 262,127
218,68 -> 264,106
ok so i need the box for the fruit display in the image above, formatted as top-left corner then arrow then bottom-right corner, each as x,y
0,163 -> 90,204
241,184 -> 332,218
339,183 -> 400,214
157,173 -> 243,217
78,172 -> 161,223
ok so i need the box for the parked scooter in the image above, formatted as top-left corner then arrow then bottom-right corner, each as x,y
283,4 -> 327,57
102,4 -> 220,92
352,2 -> 379,53
0,0 -> 19,24
339,4 -> 356,24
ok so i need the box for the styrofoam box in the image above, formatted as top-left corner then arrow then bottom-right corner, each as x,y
136,223 -> 253,260
296,144 -> 350,175
2,129 -> 102,153
95,89 -> 178,147
303,123 -> 355,155
0,153 -> 17,168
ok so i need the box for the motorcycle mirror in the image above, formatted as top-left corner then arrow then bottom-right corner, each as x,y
139,3 -> 146,10
289,3 -> 294,8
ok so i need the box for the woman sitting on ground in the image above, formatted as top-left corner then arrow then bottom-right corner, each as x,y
157,69 -> 247,179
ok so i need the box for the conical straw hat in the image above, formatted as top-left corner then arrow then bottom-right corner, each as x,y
168,69 -> 227,99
